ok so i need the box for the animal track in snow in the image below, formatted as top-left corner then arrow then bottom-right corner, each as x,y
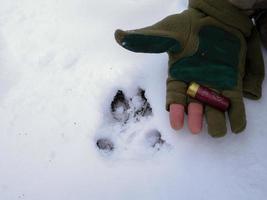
95,88 -> 170,158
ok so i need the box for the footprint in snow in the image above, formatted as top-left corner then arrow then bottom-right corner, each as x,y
95,88 -> 170,157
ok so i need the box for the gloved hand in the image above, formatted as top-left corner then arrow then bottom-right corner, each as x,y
114,0 -> 265,137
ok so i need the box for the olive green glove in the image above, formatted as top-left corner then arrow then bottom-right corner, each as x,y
243,26 -> 265,100
114,0 -> 265,137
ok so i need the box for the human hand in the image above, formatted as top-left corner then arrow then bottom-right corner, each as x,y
114,0 -> 265,137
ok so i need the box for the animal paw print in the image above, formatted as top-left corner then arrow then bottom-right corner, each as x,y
95,88 -> 170,157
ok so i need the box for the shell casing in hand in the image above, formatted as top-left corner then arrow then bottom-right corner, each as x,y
187,82 -> 230,112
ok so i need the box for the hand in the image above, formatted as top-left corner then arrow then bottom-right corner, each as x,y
114,0 -> 265,137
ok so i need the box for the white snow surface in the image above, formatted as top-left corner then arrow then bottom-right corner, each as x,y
0,0 -> 267,199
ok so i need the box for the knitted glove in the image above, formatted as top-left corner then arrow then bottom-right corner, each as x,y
114,0 -> 265,137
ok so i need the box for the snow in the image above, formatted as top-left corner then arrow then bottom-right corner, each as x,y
0,0 -> 267,199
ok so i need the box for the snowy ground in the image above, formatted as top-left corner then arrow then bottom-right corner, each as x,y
0,0 -> 267,199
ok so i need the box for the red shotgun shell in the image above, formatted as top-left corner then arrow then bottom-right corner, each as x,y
187,82 -> 230,112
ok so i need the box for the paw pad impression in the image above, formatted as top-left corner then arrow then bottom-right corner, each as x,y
96,88 -> 167,156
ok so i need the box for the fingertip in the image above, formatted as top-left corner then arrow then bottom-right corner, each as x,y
169,104 -> 185,131
188,103 -> 203,134
114,29 -> 126,44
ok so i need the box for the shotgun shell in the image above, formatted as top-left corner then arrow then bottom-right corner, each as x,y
187,82 -> 230,112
